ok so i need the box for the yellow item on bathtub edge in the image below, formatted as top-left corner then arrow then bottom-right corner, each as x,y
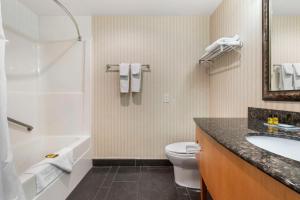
267,117 -> 273,125
273,116 -> 279,125
45,154 -> 59,158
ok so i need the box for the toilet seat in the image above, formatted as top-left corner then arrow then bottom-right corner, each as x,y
165,142 -> 198,158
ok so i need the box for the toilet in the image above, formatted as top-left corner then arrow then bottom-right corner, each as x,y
165,142 -> 201,189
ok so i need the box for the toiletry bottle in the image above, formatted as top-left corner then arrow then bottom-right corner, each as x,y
267,115 -> 273,125
273,115 -> 279,125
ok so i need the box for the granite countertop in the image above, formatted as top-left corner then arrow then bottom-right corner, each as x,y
194,118 -> 300,194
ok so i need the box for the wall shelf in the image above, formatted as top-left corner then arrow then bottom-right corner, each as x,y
199,41 -> 243,64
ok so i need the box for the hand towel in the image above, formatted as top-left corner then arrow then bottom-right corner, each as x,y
293,64 -> 300,90
131,63 -> 142,93
119,63 -> 130,93
283,63 -> 294,75
279,64 -> 294,90
293,63 -> 300,76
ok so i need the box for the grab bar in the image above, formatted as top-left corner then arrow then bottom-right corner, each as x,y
7,117 -> 34,131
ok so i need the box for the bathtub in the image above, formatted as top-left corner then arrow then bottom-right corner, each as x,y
12,135 -> 92,200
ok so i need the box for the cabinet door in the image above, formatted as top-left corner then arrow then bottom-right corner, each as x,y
196,127 -> 300,200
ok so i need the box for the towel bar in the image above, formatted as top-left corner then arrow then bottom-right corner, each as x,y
106,64 -> 151,72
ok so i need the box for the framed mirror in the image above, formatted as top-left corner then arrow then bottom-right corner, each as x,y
263,0 -> 300,101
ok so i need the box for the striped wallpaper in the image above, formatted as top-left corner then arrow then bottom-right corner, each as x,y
92,1 -> 300,159
209,0 -> 300,118
92,16 -> 210,159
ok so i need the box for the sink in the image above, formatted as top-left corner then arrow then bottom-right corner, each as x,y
246,135 -> 300,162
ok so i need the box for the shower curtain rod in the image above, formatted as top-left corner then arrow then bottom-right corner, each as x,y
52,0 -> 82,41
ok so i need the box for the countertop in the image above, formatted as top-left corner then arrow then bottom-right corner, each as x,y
194,118 -> 300,194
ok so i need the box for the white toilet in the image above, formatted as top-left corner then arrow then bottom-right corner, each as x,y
165,142 -> 201,189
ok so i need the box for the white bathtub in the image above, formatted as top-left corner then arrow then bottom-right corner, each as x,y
12,135 -> 92,200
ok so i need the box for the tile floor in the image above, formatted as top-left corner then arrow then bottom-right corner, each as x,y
67,166 -> 212,200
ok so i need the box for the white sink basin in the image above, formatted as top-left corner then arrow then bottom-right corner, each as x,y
246,136 -> 300,162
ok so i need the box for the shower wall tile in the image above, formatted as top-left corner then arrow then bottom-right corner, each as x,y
6,15 -> 92,139
92,16 -> 210,159
38,93 -> 84,135
39,16 -> 92,41
38,42 -> 84,93
37,16 -> 92,135
7,92 -> 38,137
2,0 -> 39,40
209,0 -> 300,118
5,30 -> 39,92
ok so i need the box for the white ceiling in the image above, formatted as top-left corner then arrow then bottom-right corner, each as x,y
19,0 -> 222,16
272,0 -> 300,15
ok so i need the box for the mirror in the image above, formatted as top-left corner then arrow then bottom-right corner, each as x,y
262,0 -> 300,101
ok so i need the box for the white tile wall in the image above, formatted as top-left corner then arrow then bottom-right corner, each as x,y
3,0 -> 92,141
37,16 -> 92,135
5,30 -> 39,90
37,93 -> 84,135
38,41 -> 84,93
39,16 -> 92,41
2,0 -> 39,40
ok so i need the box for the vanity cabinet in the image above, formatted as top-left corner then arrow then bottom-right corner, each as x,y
196,127 -> 300,200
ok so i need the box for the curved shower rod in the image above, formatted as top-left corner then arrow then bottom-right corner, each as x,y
52,0 -> 82,41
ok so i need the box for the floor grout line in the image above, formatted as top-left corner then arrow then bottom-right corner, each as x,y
100,166 -> 120,200
91,166 -> 112,200
136,166 -> 142,200
68,166 -> 201,200
112,180 -> 138,183
186,187 -> 192,200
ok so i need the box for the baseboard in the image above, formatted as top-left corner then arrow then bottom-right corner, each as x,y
93,159 -> 172,166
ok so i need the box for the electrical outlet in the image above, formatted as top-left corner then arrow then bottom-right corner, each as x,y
163,93 -> 170,103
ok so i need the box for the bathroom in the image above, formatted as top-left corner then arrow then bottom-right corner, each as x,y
0,0 -> 300,199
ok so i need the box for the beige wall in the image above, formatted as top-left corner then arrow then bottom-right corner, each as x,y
92,16 -> 210,159
209,0 -> 300,118
92,1 -> 300,159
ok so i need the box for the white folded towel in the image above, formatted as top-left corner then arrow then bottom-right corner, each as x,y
119,63 -> 130,93
186,144 -> 201,154
293,63 -> 300,76
131,63 -> 142,93
205,34 -> 240,52
24,148 -> 74,194
25,163 -> 63,194
283,64 -> 294,75
279,64 -> 294,90
293,64 -> 300,90
46,148 -> 74,173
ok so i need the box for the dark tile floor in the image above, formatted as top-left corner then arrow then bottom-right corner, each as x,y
67,166 -> 212,200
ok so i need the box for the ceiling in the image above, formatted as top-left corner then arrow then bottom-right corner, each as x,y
19,0 -> 222,16
272,0 -> 300,15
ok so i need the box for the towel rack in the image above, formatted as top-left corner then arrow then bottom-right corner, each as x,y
106,64 -> 151,72
273,64 -> 282,71
199,42 -> 243,64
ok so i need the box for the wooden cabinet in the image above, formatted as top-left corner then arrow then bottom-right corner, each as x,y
196,127 -> 300,200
